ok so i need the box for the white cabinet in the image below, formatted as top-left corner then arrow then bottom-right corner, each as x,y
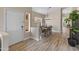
31,27 -> 40,41
0,38 -> 1,51
0,32 -> 8,51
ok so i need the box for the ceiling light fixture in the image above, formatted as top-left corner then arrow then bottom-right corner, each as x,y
44,7 -> 52,20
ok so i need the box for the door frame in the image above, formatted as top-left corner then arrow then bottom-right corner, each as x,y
24,11 -> 31,32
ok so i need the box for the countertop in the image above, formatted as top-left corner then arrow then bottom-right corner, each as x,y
0,32 -> 8,37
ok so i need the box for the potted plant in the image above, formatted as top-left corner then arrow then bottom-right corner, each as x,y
64,10 -> 79,47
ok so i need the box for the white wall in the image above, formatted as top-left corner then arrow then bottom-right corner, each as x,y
5,8 -> 31,45
45,8 -> 61,32
31,11 -> 45,27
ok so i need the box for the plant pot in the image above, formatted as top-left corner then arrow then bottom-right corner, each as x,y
68,38 -> 77,47
72,32 -> 79,45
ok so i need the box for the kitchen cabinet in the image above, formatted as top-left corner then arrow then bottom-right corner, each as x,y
0,32 -> 8,51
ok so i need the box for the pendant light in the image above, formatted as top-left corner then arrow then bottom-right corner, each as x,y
44,7 -> 51,20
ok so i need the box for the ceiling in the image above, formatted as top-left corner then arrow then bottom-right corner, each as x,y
32,7 -> 50,15
32,7 -> 61,15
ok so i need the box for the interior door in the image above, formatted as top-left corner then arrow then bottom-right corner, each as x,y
6,9 -> 25,45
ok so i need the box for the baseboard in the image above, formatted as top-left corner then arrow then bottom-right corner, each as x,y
9,36 -> 40,47
29,36 -> 40,41
24,36 -> 31,40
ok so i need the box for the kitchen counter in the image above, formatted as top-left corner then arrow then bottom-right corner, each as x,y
0,32 -> 8,36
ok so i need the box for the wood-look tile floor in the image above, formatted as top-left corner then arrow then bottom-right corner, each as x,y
9,33 -> 79,51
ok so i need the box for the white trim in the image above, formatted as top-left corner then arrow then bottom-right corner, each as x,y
30,36 -> 40,41
3,8 -> 7,32
23,36 -> 31,40
28,13 -> 31,32
24,36 -> 40,41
